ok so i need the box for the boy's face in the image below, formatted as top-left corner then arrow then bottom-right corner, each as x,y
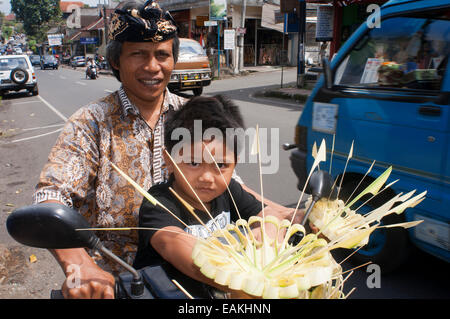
166,139 -> 236,210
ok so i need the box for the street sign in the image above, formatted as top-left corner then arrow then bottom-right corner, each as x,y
47,34 -> 63,46
210,0 -> 227,21
316,5 -> 334,41
224,29 -> 235,50
80,37 -> 98,45
236,27 -> 246,35
204,21 -> 218,26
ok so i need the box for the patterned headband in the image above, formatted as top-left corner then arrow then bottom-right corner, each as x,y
108,0 -> 178,42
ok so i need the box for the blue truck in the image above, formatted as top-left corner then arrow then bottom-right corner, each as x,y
287,0 -> 450,272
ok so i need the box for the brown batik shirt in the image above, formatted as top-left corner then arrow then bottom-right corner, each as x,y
33,87 -> 187,272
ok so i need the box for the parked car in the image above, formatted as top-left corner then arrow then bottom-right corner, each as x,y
30,55 -> 41,66
0,55 -> 38,97
285,0 -> 449,273
70,56 -> 86,68
168,38 -> 211,96
40,55 -> 59,70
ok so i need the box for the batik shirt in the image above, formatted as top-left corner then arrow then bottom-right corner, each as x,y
33,87 -> 187,272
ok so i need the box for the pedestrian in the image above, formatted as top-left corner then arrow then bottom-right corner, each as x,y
33,0 -> 299,299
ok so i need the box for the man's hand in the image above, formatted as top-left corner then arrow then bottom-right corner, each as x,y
61,258 -> 115,299
51,248 -> 115,299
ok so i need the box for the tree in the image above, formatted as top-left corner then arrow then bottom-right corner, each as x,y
10,0 -> 62,37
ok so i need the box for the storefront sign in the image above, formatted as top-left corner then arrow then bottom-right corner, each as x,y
224,29 -> 235,50
47,34 -> 63,46
204,20 -> 218,27
80,37 -> 98,45
210,0 -> 227,21
316,5 -> 334,41
196,16 -> 209,27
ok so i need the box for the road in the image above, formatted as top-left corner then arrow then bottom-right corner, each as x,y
0,66 -> 448,299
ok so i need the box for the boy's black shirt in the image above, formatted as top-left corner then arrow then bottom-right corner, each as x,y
133,178 -> 262,270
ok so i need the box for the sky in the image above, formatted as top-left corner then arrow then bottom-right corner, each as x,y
0,0 -> 103,14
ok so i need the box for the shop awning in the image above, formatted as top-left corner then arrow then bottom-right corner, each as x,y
261,3 -> 284,33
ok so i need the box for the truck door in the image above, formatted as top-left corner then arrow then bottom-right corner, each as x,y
310,10 -> 450,265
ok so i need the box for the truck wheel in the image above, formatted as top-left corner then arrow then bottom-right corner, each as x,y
193,87 -> 203,96
338,179 -> 412,274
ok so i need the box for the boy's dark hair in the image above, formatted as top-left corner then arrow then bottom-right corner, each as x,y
164,95 -> 244,161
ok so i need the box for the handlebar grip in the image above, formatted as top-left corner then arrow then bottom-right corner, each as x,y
50,289 -> 65,299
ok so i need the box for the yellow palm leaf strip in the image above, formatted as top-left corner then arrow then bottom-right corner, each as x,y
163,149 -> 216,221
328,133 -> 335,175
342,160 -> 375,206
172,279 -> 194,299
202,142 -> 242,220
330,270 -> 353,298
202,142 -> 252,244
377,220 -> 423,229
336,140 -> 354,200
75,227 -> 197,239
168,187 -> 210,232
164,149 -> 246,264
289,138 -> 327,227
110,162 -> 189,229
339,261 -> 372,276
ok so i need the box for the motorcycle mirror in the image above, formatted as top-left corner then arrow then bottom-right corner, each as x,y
302,170 -> 337,226
6,203 -> 100,250
308,170 -> 337,201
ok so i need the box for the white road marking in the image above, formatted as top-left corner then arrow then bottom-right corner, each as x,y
104,89 -> 114,93
5,128 -> 63,144
8,100 -> 41,105
59,75 -> 67,79
38,95 -> 68,122
22,123 -> 65,131
76,81 -> 87,86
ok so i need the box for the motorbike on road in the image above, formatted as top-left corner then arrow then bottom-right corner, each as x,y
6,203 -> 211,299
86,64 -> 99,80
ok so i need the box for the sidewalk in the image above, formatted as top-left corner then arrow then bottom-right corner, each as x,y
217,64 -> 315,103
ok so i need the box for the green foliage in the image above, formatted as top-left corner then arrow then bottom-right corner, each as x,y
2,26 -> 13,40
10,0 -> 62,37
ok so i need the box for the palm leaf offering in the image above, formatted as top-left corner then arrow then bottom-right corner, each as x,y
98,132 -> 424,299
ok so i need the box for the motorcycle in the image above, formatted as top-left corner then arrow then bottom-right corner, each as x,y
86,64 -> 98,80
6,203 -> 212,299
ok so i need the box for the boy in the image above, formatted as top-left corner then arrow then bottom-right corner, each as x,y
133,95 -> 288,297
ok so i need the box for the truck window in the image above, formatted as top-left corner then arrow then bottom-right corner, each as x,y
334,13 -> 450,91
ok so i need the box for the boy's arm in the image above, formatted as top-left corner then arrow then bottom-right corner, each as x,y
150,226 -> 232,293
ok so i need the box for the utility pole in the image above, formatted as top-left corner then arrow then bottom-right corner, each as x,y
238,0 -> 247,73
297,0 -> 306,88
103,1 -> 109,46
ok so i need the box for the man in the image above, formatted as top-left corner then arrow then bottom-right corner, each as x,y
33,0 -> 300,299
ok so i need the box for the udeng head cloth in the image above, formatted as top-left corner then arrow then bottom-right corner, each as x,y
109,0 -> 178,43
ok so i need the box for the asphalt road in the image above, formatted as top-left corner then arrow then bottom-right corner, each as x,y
0,66 -> 448,299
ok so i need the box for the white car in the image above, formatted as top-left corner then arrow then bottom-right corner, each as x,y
0,55 -> 38,97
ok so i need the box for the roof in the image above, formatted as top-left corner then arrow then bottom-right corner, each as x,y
83,18 -> 105,31
5,13 -> 16,21
60,1 -> 85,13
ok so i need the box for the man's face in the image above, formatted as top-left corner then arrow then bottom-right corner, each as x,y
167,139 -> 236,210
117,40 -> 174,107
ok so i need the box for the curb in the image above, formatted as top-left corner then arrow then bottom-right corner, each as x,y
254,88 -> 311,103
